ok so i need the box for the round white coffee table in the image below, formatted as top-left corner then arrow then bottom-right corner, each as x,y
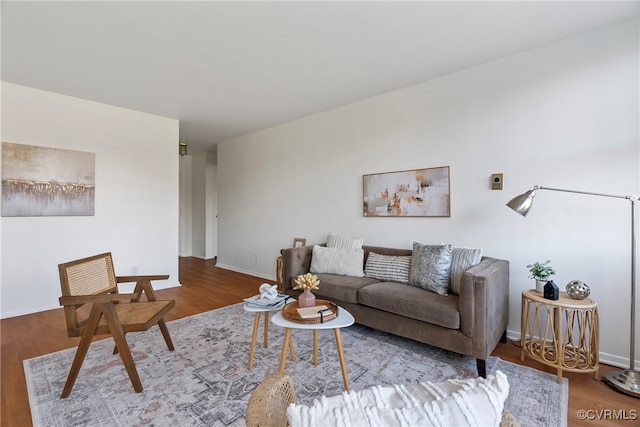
271,306 -> 355,390
243,303 -> 295,370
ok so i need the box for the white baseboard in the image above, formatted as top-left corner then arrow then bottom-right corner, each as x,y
215,263 -> 275,282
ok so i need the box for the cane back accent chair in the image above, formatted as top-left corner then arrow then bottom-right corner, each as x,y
246,372 -> 297,427
58,252 -> 175,398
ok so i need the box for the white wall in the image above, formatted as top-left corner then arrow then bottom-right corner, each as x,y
1,82 -> 180,318
217,19 -> 639,367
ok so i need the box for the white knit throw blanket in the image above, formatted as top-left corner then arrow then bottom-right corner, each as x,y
287,370 -> 509,427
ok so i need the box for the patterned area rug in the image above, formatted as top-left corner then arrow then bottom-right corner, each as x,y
24,303 -> 567,426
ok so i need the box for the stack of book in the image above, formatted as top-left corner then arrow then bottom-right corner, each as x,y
243,293 -> 291,309
296,305 -> 329,319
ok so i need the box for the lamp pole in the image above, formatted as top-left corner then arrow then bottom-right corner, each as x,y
507,186 -> 639,398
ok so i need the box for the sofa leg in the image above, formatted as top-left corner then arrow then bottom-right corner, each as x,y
476,359 -> 487,378
500,329 -> 508,344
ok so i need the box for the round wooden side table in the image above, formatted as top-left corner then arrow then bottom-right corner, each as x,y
520,289 -> 599,383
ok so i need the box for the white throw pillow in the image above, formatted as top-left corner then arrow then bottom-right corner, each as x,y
326,232 -> 364,249
287,370 -> 509,427
310,245 -> 364,277
450,247 -> 483,295
364,252 -> 411,284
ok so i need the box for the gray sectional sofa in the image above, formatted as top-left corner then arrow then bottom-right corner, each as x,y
280,244 -> 510,377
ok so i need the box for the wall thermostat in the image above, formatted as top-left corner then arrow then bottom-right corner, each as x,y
491,173 -> 503,190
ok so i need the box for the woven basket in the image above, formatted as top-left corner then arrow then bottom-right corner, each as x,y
282,299 -> 338,324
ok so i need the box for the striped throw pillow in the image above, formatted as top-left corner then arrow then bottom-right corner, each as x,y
450,247 -> 482,294
364,252 -> 411,284
326,232 -> 364,249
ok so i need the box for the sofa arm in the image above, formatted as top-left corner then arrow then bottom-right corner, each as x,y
280,245 -> 315,293
458,257 -> 510,360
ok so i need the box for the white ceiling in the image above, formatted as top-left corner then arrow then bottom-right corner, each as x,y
2,1 -> 638,153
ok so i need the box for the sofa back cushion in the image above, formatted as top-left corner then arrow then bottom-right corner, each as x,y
363,245 -> 412,263
313,273 -> 379,304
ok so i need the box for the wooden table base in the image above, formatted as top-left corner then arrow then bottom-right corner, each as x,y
278,327 -> 350,391
248,311 -> 295,370
520,289 -> 599,383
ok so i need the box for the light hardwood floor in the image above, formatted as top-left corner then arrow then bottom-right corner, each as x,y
2,257 -> 637,426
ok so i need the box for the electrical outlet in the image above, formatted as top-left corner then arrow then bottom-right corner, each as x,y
131,266 -> 138,274
254,253 -> 260,262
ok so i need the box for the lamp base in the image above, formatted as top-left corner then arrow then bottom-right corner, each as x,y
603,369 -> 640,398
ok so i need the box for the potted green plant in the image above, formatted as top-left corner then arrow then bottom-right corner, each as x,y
527,260 -> 556,293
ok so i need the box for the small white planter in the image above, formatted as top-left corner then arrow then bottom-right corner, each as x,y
535,279 -> 546,293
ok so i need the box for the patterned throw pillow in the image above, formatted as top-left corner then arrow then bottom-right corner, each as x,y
326,232 -> 364,249
450,247 -> 483,295
408,242 -> 452,295
310,245 -> 364,277
364,252 -> 411,284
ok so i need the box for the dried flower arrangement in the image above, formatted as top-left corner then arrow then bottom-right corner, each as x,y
293,273 -> 320,291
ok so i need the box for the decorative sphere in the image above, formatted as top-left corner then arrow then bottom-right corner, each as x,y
566,280 -> 590,299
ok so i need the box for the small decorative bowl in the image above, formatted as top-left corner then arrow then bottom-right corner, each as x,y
566,280 -> 590,300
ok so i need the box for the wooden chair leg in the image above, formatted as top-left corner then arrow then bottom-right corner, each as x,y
61,304 -> 104,398
102,303 -> 143,393
131,280 -> 146,302
134,280 -> 159,303
157,319 -> 174,351
132,280 -> 174,351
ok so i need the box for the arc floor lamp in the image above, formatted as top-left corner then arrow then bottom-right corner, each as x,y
507,185 -> 639,398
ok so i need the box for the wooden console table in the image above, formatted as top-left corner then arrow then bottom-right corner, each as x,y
520,289 -> 599,383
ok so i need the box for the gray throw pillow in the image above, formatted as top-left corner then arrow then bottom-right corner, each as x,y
409,242 -> 452,295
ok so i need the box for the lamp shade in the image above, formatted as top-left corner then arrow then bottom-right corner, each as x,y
506,189 -> 537,216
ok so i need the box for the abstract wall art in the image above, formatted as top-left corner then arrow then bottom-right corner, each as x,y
363,166 -> 450,217
1,142 -> 95,217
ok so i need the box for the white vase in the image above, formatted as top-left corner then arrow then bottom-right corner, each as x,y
535,280 -> 546,293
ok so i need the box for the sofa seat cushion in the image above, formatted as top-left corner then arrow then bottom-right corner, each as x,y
313,273 -> 380,304
357,282 -> 460,329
